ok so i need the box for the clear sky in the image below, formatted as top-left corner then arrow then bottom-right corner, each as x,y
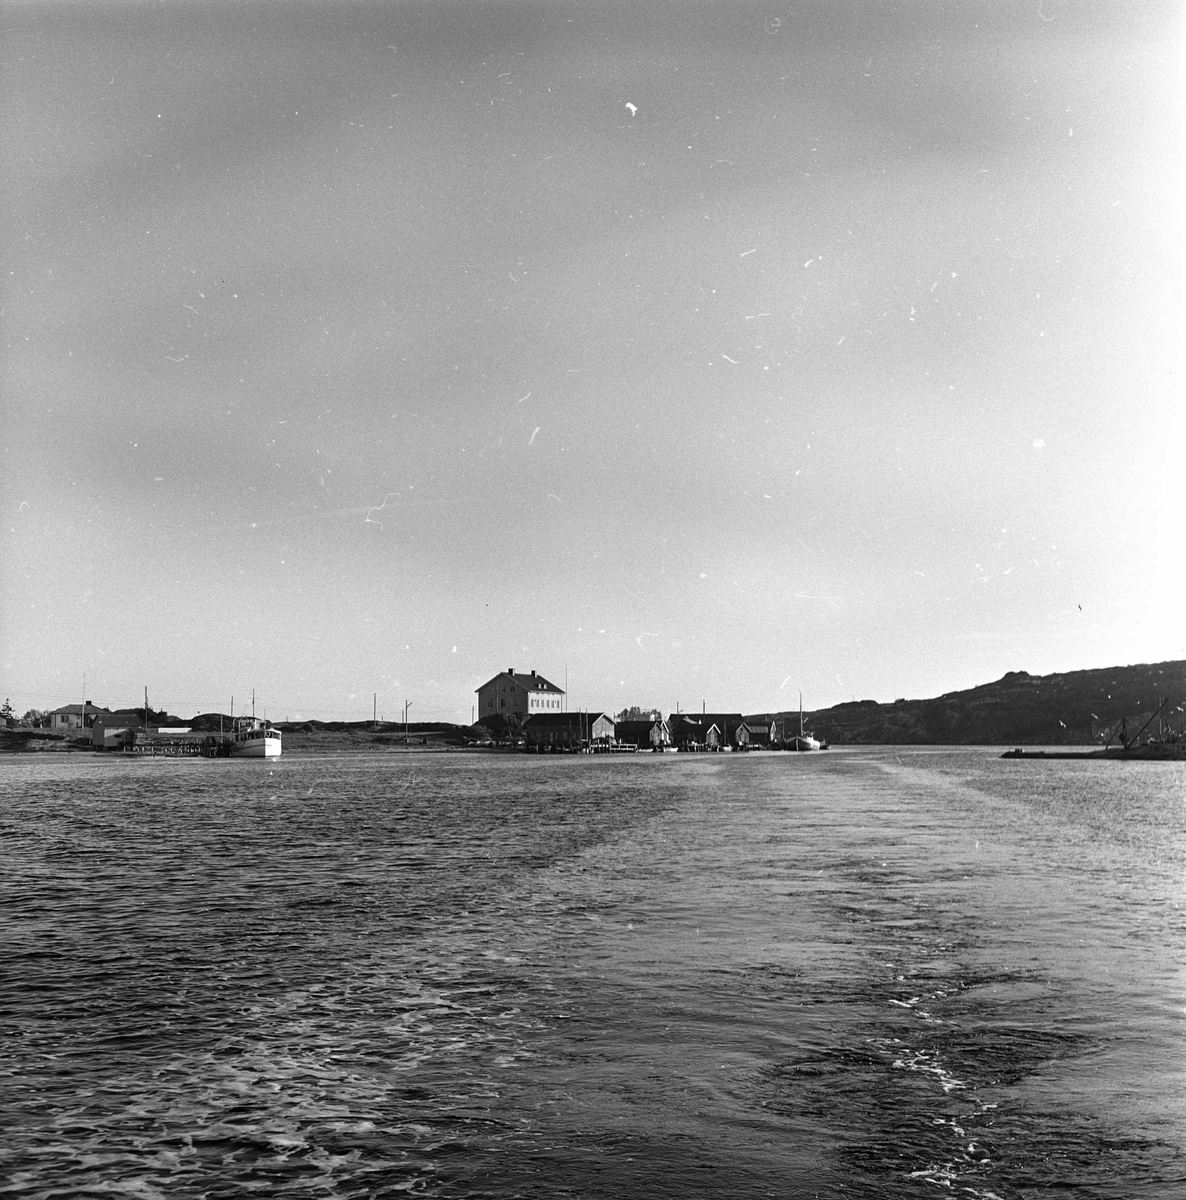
3,1 -> 1183,722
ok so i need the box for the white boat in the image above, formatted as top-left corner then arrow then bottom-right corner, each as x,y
230,716 -> 282,758
791,693 -> 821,752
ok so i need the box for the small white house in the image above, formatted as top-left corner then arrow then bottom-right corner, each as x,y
49,702 -> 105,733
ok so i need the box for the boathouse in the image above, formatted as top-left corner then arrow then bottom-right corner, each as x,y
523,711 -> 614,751
670,712 -> 745,750
614,718 -> 671,751
739,718 -> 775,748
92,713 -> 146,750
670,715 -> 721,750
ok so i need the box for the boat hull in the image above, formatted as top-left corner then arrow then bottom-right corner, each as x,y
229,729 -> 282,758
230,740 -> 281,758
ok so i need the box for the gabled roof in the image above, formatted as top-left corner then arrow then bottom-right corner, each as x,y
94,712 -> 147,727
476,669 -> 564,694
672,712 -> 743,729
671,717 -> 721,736
740,720 -> 772,741
614,719 -> 668,737
50,703 -> 106,716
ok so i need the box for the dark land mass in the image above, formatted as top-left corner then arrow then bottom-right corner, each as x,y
754,659 -> 1186,747
1000,743 -> 1186,761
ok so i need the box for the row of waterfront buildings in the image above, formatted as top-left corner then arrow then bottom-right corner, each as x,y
20,665 -> 813,753
476,667 -> 812,752
18,702 -> 203,750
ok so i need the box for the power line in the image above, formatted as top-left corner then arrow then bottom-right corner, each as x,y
0,688 -> 466,722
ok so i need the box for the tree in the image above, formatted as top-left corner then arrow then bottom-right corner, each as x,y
482,712 -> 525,744
615,705 -> 661,722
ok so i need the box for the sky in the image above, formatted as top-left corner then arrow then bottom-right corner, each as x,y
2,0 -> 1183,723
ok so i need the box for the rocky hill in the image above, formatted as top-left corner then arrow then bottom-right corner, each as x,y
757,660 -> 1186,746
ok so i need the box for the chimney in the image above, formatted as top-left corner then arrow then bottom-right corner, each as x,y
530,669 -> 536,678
507,667 -> 514,676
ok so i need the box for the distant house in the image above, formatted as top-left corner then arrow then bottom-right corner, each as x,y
523,711 -> 614,751
739,718 -> 775,748
476,667 -> 565,723
671,712 -> 745,750
670,715 -> 721,750
48,702 -> 105,733
615,718 -> 671,751
92,712 -> 146,751
92,711 -> 192,750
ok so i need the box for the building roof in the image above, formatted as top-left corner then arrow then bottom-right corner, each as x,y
740,720 -> 772,741
94,713 -> 147,727
476,668 -> 564,694
677,722 -> 720,736
50,702 -> 105,716
524,711 -> 612,730
614,719 -> 668,737
672,712 -> 743,729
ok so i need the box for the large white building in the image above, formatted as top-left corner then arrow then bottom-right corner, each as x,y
476,668 -> 565,722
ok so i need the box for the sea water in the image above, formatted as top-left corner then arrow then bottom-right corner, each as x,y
1,748 -> 1183,1198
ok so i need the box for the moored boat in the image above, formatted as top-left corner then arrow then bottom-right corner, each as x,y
230,717 -> 282,758
791,692 -> 821,751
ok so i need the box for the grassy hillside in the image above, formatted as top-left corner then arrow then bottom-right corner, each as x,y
184,715 -> 471,753
757,660 -> 1186,746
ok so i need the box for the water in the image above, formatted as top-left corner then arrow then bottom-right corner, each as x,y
1,748 -> 1183,1198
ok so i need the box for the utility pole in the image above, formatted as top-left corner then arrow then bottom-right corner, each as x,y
404,700 -> 412,744
374,693 -> 377,725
